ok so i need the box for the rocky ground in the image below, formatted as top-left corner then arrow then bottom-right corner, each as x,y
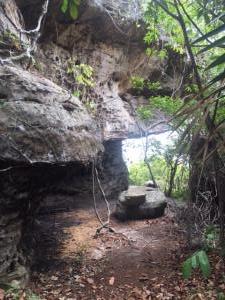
18,202 -> 225,300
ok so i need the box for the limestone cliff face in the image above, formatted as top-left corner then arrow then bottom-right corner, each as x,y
0,0 -> 181,283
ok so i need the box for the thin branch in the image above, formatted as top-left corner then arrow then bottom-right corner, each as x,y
92,160 -> 115,236
0,0 -> 49,64
20,0 -> 49,35
154,0 -> 179,20
177,0 -> 212,44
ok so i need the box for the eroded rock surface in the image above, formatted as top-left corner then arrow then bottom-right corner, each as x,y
0,65 -> 102,163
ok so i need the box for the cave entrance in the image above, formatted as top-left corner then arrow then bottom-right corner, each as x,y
24,140 -> 129,273
122,131 -> 188,198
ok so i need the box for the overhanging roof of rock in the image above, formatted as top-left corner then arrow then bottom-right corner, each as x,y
79,0 -> 146,43
9,0 -> 175,144
0,65 -> 103,163
16,0 -> 146,44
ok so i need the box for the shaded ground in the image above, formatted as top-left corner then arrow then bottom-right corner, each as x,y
29,203 -> 225,300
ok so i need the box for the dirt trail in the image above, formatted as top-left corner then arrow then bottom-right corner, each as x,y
30,204 -> 224,300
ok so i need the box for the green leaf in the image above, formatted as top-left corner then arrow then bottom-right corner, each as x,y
182,257 -> 192,279
70,0 -> 79,19
191,255 -> 198,269
197,250 -> 211,278
193,23 -> 225,44
198,36 -> 225,53
61,0 -> 68,13
207,53 -> 225,69
208,69 -> 225,85
217,292 -> 225,300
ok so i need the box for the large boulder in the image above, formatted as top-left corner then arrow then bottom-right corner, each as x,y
115,186 -> 167,221
0,65 -> 103,163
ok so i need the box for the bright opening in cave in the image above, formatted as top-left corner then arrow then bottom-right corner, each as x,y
122,131 -> 188,196
122,131 -> 178,166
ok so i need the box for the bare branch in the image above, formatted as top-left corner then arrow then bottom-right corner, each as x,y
0,0 -> 49,64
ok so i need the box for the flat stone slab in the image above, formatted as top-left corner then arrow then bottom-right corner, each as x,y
115,186 -> 167,221
119,186 -> 146,207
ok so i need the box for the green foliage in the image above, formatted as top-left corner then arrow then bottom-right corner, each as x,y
129,162 -> 149,186
184,84 -> 198,94
0,99 -> 6,108
66,59 -> 95,111
146,48 -> 168,60
158,49 -> 168,60
217,292 -> 225,300
128,136 -> 189,199
182,250 -> 211,279
75,64 -> 94,87
67,60 -> 94,87
84,98 -> 96,113
204,225 -> 219,251
136,95 -> 184,128
143,26 -> 158,45
141,0 -> 225,256
72,90 -> 81,98
0,282 -> 40,300
146,81 -> 161,91
143,1 -> 184,56
143,0 -> 225,133
61,0 -> 80,20
0,30 -> 21,50
215,98 -> 225,124
150,96 -> 182,115
130,76 -> 145,90
136,105 -> 153,120
131,75 -> 162,94
129,153 -> 188,198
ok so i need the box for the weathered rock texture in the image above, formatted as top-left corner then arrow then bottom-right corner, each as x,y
0,0 -> 181,283
0,65 -> 102,163
115,186 -> 167,221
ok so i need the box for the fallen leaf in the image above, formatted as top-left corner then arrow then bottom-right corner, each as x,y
51,275 -> 58,281
109,276 -> 115,285
0,289 -> 4,300
87,278 -> 94,284
139,273 -> 148,281
19,291 -> 26,300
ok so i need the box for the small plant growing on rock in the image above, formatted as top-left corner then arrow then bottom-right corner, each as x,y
136,105 -> 153,120
130,76 -> 145,90
61,0 -> 81,20
0,30 -> 22,51
67,59 -> 96,112
146,81 -> 161,91
67,59 -> 94,88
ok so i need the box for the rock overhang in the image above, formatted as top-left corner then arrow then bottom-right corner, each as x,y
0,65 -> 103,164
